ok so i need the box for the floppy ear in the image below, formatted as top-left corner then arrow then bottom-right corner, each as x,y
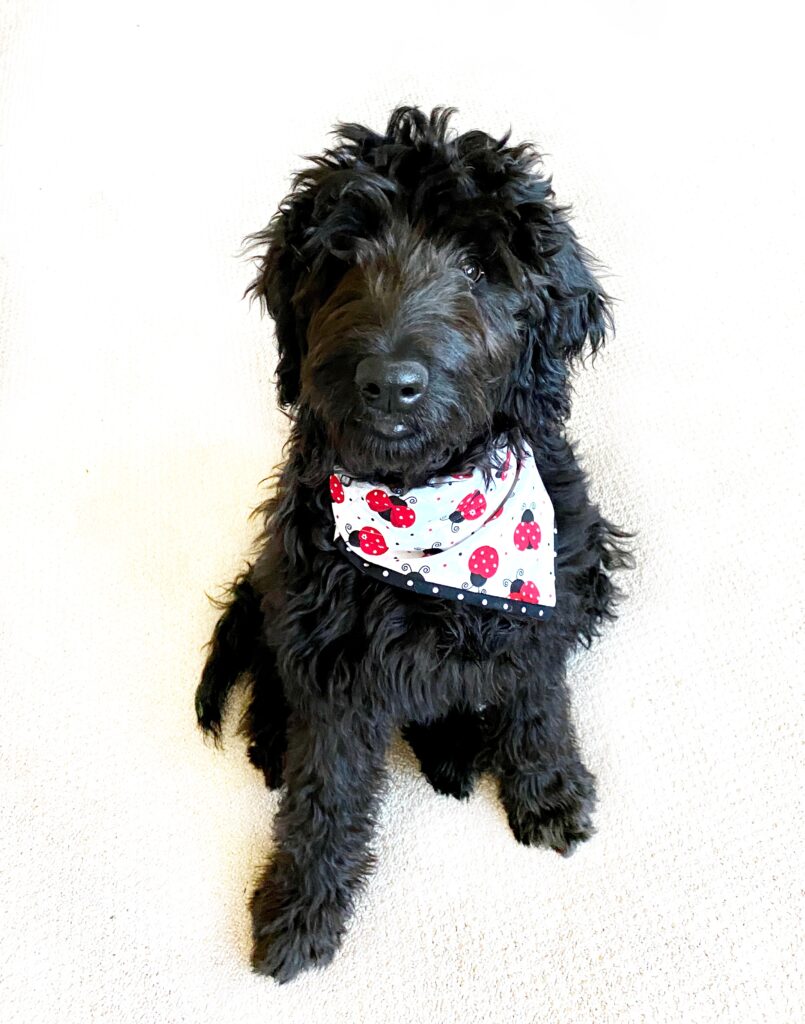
245,121 -> 389,407
245,191 -> 315,408
535,209 -> 611,361
509,179 -> 612,425
513,181 -> 612,363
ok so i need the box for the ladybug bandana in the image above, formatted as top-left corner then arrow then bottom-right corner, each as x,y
329,442 -> 556,619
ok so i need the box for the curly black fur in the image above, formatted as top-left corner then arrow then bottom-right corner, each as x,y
196,106 -> 632,982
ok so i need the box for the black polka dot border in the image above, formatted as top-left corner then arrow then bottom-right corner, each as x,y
336,538 -> 554,620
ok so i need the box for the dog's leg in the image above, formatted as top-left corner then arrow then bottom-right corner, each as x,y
402,706 -> 485,800
195,571 -> 262,744
238,648 -> 289,790
488,662 -> 596,856
250,704 -> 392,982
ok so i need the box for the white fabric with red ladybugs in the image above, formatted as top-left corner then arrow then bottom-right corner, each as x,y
328,441 -> 556,619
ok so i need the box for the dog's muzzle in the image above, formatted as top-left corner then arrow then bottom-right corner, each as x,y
355,356 -> 429,437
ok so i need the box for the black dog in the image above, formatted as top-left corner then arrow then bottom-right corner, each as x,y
195,106 -> 631,982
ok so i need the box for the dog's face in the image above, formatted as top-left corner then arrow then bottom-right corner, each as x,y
248,108 -> 610,483
300,221 -> 524,482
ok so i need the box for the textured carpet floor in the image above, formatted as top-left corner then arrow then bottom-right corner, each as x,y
1,2 -> 802,1021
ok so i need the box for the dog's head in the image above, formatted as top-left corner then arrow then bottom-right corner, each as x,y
248,107 -> 610,484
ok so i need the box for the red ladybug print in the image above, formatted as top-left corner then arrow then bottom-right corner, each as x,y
365,489 -> 416,528
513,509 -> 541,551
348,527 -> 388,556
329,474 -> 345,504
388,497 -> 416,528
510,579 -> 540,604
468,545 -> 499,587
451,471 -> 473,479
449,490 -> 487,524
366,489 -> 392,513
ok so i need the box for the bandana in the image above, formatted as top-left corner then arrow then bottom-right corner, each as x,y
329,441 -> 556,619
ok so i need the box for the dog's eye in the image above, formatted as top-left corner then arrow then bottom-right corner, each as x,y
460,259 -> 484,284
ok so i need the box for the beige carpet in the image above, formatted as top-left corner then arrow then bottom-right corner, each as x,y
2,2 -> 802,1021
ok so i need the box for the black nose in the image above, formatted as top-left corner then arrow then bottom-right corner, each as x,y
355,356 -> 429,413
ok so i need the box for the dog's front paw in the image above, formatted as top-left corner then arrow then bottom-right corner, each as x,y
249,857 -> 347,983
247,742 -> 285,790
402,720 -> 480,801
420,757 -> 477,800
500,761 -> 596,856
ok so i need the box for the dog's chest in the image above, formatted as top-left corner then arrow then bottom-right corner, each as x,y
352,575 -> 533,713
